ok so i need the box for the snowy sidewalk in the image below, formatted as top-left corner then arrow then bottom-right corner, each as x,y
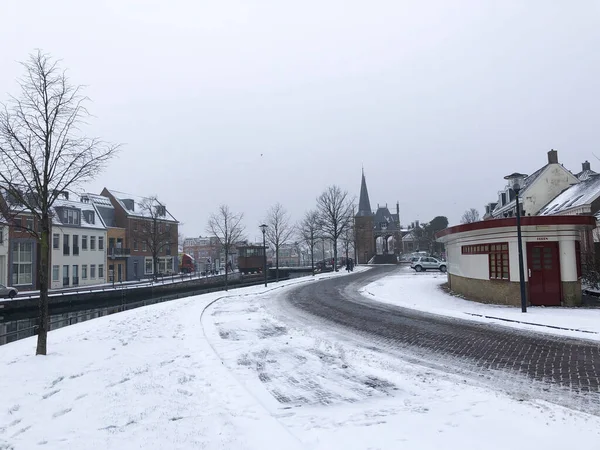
360,269 -> 600,341
0,271 -> 360,450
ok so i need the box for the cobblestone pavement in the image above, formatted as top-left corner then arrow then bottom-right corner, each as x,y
285,267 -> 600,396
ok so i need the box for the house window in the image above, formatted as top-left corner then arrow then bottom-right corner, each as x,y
90,264 -> 96,279
98,236 -> 104,250
134,221 -> 138,231
90,236 -> 96,250
145,258 -> 153,275
134,240 -> 138,251
0,227 -> 3,244
53,234 -> 60,249
82,235 -> 88,250
166,242 -> 171,255
63,234 -> 70,256
489,243 -> 509,280
142,242 -> 147,252
98,264 -> 104,279
73,235 -> 79,255
12,242 -> 33,285
66,209 -> 80,225
52,265 -> 59,282
63,265 -> 69,287
158,258 -> 166,274
82,265 -> 88,280
26,217 -> 33,230
461,244 -> 490,255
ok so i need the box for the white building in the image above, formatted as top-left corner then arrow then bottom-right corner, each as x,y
50,198 -> 108,289
485,150 -> 579,219
436,216 -> 595,307
0,224 -> 7,285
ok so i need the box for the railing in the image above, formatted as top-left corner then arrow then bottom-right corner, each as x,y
109,248 -> 131,257
63,245 -> 70,256
62,277 -> 69,287
73,246 -> 79,256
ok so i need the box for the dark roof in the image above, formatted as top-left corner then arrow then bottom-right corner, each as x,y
356,170 -> 373,217
373,206 -> 400,232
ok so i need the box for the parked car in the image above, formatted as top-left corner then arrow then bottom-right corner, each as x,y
0,284 -> 18,299
410,257 -> 447,273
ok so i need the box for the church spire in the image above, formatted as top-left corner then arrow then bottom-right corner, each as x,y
357,169 -> 372,217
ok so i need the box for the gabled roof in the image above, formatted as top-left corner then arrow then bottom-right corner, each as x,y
104,189 -> 178,223
491,163 -> 579,217
577,169 -> 598,181
539,174 -> 600,216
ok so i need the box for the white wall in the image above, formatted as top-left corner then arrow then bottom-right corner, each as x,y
444,225 -> 582,284
50,225 -> 107,289
523,165 -> 579,216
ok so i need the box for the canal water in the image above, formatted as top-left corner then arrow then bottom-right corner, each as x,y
0,275 -> 287,346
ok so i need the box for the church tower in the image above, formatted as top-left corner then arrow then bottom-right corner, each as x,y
354,169 -> 375,264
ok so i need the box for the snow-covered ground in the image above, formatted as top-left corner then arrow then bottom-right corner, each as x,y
1,266 -> 599,450
361,268 -> 600,341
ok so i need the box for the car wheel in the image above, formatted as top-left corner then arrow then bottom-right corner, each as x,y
9,290 -> 16,299
439,265 -> 447,273
414,265 -> 423,272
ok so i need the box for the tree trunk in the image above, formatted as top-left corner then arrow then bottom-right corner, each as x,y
224,247 -> 229,291
36,218 -> 50,355
310,241 -> 314,276
275,245 -> 279,282
333,238 -> 338,272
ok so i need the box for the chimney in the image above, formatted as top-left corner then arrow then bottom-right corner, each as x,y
583,160 -> 591,172
547,149 -> 558,164
415,220 -> 420,228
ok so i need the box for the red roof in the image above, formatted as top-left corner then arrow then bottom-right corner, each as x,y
436,215 -> 596,239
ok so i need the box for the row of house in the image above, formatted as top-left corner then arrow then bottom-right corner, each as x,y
0,188 -> 179,292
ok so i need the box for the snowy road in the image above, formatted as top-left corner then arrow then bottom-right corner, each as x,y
283,266 -> 600,409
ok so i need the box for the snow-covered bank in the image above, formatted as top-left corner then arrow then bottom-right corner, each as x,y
360,269 -> 600,341
0,271 -> 362,450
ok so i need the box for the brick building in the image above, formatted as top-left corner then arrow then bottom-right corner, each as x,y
100,189 -> 179,280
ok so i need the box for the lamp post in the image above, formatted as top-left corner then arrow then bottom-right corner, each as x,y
504,172 -> 528,313
259,224 -> 268,287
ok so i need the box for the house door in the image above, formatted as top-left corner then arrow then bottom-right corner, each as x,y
117,263 -> 123,282
527,242 -> 561,306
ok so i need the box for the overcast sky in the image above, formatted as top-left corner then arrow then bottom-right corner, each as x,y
2,1 -> 600,241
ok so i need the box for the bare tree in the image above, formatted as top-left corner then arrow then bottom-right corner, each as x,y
316,185 -> 354,271
340,222 -> 355,264
461,208 -> 480,224
206,205 -> 245,290
264,202 -> 295,282
298,209 -> 320,275
0,51 -> 118,355
132,196 -> 175,279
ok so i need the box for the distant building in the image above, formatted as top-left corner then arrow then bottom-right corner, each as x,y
354,170 -> 401,264
183,236 -> 221,272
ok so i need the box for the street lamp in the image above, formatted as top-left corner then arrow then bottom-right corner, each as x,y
504,172 -> 528,313
259,224 -> 268,287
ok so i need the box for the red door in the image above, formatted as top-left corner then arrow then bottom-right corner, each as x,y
527,242 -> 561,306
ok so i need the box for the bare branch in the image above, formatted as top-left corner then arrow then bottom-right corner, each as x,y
206,205 -> 245,289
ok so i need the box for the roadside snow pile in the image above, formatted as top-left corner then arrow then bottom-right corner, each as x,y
0,270 -> 363,450
360,270 -> 600,341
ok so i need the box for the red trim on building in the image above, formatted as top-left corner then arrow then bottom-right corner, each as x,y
436,215 -> 596,239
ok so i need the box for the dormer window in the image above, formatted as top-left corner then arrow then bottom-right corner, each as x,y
501,193 -> 507,206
